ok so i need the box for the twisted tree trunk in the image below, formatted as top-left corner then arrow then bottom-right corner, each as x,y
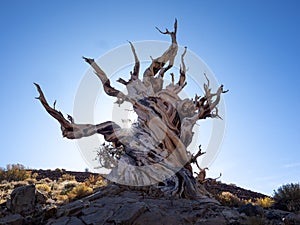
35,20 -> 227,198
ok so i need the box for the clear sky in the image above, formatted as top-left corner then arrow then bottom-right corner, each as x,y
0,0 -> 299,195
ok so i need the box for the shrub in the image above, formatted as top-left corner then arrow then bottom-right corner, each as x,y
60,181 -> 78,195
0,164 -> 31,182
95,177 -> 107,188
255,197 -> 274,208
36,183 -> 51,193
59,174 -> 76,182
31,172 -> 39,179
216,191 -> 242,207
273,183 -> 300,212
55,194 -> 69,203
84,175 -> 106,188
67,184 -> 93,200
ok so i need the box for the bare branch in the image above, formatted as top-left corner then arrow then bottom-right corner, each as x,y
128,41 -> 140,81
190,145 -> 206,164
155,18 -> 177,43
195,167 -> 209,184
82,57 -> 127,104
117,78 -> 129,85
170,73 -> 175,84
178,46 -> 187,86
34,83 -> 124,144
53,100 -> 57,110
143,19 -> 178,84
195,75 -> 228,120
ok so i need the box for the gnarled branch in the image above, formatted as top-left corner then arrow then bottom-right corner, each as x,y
34,83 -> 124,145
82,57 -> 127,105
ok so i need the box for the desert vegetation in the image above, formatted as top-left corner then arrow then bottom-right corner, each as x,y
1,164 -> 299,213
0,164 -> 107,205
1,164 -> 300,224
273,182 -> 300,212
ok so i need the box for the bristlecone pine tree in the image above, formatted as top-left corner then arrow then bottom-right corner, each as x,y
35,20 -> 228,199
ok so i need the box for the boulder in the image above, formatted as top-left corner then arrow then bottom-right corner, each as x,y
36,189 -> 48,204
108,202 -> 148,225
0,214 -> 24,225
238,203 -> 264,217
6,185 -> 36,215
283,213 -> 300,225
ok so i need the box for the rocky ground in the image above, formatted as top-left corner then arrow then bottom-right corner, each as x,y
0,169 -> 299,225
31,169 -> 267,201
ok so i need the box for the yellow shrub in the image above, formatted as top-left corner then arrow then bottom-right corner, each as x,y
31,172 -> 39,179
255,197 -> 274,208
67,184 -> 93,200
85,175 -> 107,188
217,191 -> 242,207
36,183 -> 51,193
60,181 -> 78,195
59,174 -> 76,182
56,194 -> 69,202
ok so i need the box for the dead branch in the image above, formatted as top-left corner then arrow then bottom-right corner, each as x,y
178,46 -> 187,86
82,57 -> 127,105
195,167 -> 209,184
34,83 -> 124,145
128,41 -> 140,81
143,19 -> 178,92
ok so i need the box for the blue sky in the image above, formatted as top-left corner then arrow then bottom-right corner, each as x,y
0,0 -> 299,195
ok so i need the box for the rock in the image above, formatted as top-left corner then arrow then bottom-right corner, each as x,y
56,200 -> 85,217
238,203 -> 264,217
0,182 -> 292,225
80,207 -> 114,224
46,216 -> 85,225
36,189 -> 48,204
43,205 -> 58,221
196,216 -> 227,225
265,209 -> 289,221
222,208 -> 241,224
133,207 -> 166,225
283,213 -> 300,225
7,185 -> 36,215
0,214 -> 24,225
108,202 -> 148,225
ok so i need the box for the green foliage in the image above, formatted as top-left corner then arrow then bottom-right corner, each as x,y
0,164 -> 31,182
273,183 -> 300,212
